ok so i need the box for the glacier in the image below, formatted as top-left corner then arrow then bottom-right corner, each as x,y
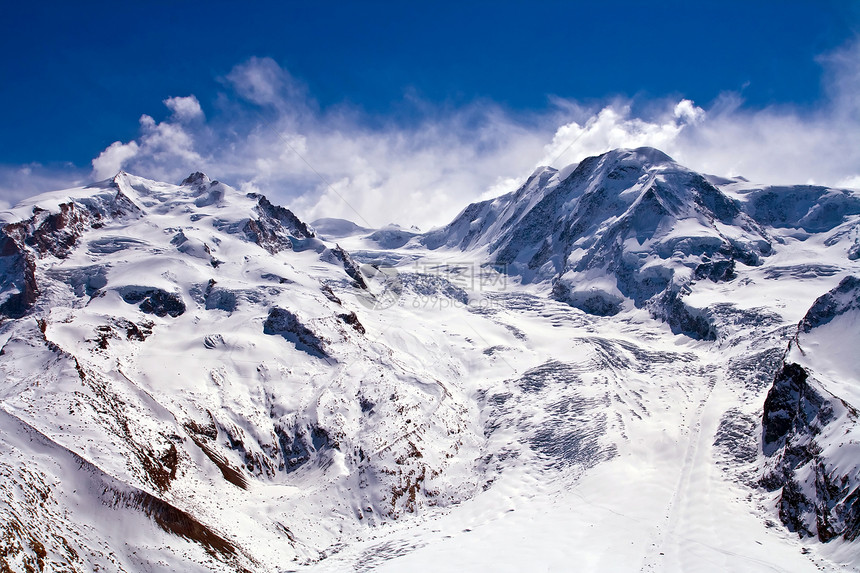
0,148 -> 858,572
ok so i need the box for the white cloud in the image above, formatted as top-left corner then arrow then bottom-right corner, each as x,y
673,99 -> 705,124
91,110 -> 205,182
65,37 -> 860,229
838,175 -> 860,189
80,57 -> 551,228
223,56 -> 309,112
0,163 -> 88,209
91,140 -> 140,180
536,103 -> 697,169
164,95 -> 204,122
531,39 -> 860,192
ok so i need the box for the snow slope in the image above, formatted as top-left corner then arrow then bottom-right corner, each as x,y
0,173 -> 484,571
1,149 -> 859,572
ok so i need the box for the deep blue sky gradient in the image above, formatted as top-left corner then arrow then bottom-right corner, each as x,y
1,1 -> 858,167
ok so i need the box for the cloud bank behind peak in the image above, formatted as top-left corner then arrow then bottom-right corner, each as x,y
5,39 -> 860,227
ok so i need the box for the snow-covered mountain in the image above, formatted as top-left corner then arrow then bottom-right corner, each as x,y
1,149 -> 859,572
422,147 -> 859,339
0,173 -> 483,571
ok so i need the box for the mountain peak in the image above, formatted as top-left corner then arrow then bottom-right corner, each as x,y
181,171 -> 210,186
623,146 -> 675,165
799,275 -> 860,333
529,165 -> 557,178
422,146 -> 772,336
95,170 -> 130,188
570,147 -> 677,182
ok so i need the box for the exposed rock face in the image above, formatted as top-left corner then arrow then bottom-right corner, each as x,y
0,181 -> 142,319
243,194 -> 315,254
761,362 -> 859,541
119,287 -> 187,317
694,259 -> 736,282
338,311 -> 366,334
762,363 -> 824,455
275,424 -> 336,473
648,287 -> 717,341
181,171 -> 210,187
760,276 -> 860,542
798,275 -> 860,332
0,233 -> 37,318
323,245 -> 368,289
263,307 -> 328,357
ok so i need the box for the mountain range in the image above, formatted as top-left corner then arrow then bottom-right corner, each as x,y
1,148 -> 858,572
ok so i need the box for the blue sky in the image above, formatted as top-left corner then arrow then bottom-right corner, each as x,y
1,1 -> 859,226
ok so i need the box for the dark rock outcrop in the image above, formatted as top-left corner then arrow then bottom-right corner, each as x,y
694,258 -> 736,282
120,287 -> 186,317
798,275 -> 860,332
0,204 -> 92,319
338,311 -> 365,334
263,307 -> 328,357
181,171 -> 210,187
323,246 -> 368,289
0,233 -> 38,319
243,194 -> 315,254
1,188 -> 140,319
274,424 -> 335,473
761,363 -> 829,457
760,362 -> 860,541
648,288 -> 716,340
760,277 -> 860,543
